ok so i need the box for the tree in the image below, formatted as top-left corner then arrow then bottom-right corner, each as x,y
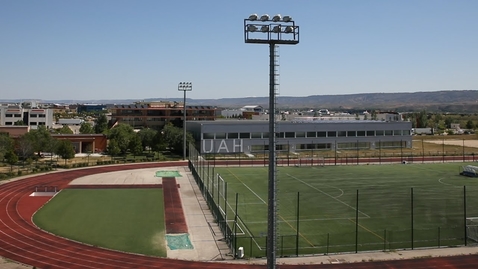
137,128 -> 157,151
444,117 -> 453,129
55,140 -> 76,166
129,134 -> 143,157
27,126 -> 54,157
107,123 -> 135,155
94,114 -> 109,134
152,130 -> 167,152
466,120 -> 475,130
14,120 -> 26,126
54,125 -> 74,134
5,150 -> 18,172
106,139 -> 121,157
79,122 -> 94,134
15,134 -> 35,161
161,123 -> 183,154
0,134 -> 14,161
161,123 -> 194,155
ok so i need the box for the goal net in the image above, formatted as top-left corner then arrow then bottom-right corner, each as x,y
460,165 -> 478,177
466,217 -> 478,243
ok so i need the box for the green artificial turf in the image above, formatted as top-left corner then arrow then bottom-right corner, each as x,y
212,163 -> 478,257
33,188 -> 166,257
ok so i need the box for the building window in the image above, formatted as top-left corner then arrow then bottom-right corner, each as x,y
251,132 -> 262,139
318,131 -> 326,137
228,133 -> 238,139
357,131 -> 365,136
30,114 -> 38,118
5,114 -> 12,117
38,114 -> 46,118
239,133 -> 250,139
385,130 -> 393,136
276,132 -> 284,138
285,132 -> 295,138
203,133 -> 214,139
216,133 -> 226,139
327,131 -> 336,137
14,114 -> 21,117
367,130 -> 375,136
296,132 -> 305,138
307,132 -> 317,138
376,130 -> 384,136
403,129 -> 410,135
263,132 -> 270,138
394,130 -> 401,136
347,131 -> 356,137
338,131 -> 346,137
5,122 -> 12,125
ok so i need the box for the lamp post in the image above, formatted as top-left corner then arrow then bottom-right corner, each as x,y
178,82 -> 192,160
244,14 -> 299,269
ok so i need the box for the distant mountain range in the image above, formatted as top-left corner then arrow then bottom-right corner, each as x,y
2,90 -> 478,113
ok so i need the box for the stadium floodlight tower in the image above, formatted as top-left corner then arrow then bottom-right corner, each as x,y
244,13 -> 299,269
178,82 -> 192,160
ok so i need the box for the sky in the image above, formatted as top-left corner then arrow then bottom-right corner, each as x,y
1,0 -> 477,101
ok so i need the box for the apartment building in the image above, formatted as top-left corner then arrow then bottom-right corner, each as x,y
110,101 -> 216,130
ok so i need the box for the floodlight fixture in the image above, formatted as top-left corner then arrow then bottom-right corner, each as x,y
244,13 -> 299,44
249,13 -> 258,21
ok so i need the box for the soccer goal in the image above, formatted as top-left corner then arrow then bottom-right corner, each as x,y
466,217 -> 478,242
460,165 -> 478,177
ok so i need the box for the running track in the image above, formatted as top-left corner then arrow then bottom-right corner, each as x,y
1,162 -> 478,269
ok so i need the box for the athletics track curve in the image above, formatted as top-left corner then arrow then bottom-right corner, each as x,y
1,162 -> 478,269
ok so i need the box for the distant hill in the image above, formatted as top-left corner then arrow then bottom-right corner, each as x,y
2,90 -> 477,113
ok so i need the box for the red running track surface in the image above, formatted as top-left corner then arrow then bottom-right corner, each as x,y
1,162 -> 478,269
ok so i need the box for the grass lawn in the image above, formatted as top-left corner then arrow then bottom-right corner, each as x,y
33,188 -> 166,257
212,163 -> 478,257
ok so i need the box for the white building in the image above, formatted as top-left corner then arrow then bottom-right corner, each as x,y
0,105 -> 54,129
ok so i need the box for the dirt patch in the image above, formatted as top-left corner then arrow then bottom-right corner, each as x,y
424,139 -> 478,148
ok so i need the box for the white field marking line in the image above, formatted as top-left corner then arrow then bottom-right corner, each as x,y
286,173 -> 371,219
438,177 -> 454,186
226,168 -> 266,204
225,169 -> 315,247
299,177 -> 345,199
247,216 -> 360,224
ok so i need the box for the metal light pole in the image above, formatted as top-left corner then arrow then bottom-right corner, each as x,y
178,82 -> 192,160
244,14 -> 299,269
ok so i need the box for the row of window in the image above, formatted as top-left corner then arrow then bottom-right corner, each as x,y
203,130 -> 411,140
249,141 -> 405,152
4,122 -> 45,126
4,114 -> 46,118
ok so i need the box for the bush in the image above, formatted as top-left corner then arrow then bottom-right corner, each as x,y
17,170 -> 22,176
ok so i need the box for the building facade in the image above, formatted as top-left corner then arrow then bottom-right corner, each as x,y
187,120 -> 412,155
0,105 -> 54,129
110,101 -> 216,130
